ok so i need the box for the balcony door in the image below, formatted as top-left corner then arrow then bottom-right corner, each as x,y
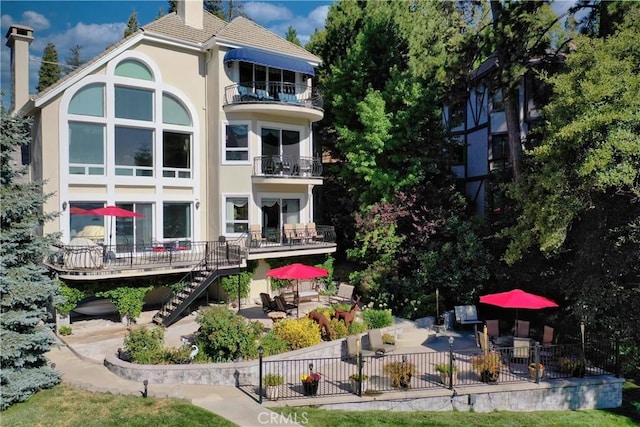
261,198 -> 300,241
261,127 -> 300,159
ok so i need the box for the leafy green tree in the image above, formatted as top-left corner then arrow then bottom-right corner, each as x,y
0,106 -> 61,409
285,25 -> 301,46
37,43 -> 61,92
124,10 -> 139,37
167,0 -> 242,21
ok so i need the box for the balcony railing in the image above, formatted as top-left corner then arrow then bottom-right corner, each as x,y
253,155 -> 323,178
223,82 -> 323,110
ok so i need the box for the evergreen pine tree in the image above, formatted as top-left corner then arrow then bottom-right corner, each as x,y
285,26 -> 301,46
124,10 -> 139,38
0,105 -> 61,409
64,45 -> 84,75
37,43 -> 61,92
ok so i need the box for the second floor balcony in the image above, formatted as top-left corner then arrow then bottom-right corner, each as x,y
223,82 -> 324,122
253,155 -> 323,181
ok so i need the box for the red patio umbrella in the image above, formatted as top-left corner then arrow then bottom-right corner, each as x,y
480,288 -> 558,333
69,206 -> 89,214
84,206 -> 144,247
266,263 -> 329,317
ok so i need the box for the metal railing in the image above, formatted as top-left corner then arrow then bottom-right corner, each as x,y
46,238 -> 247,273
223,82 -> 323,109
255,341 -> 619,402
253,155 -> 323,178
245,224 -> 336,248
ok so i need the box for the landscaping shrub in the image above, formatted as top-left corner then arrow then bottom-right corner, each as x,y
58,326 -> 72,336
348,321 -> 368,335
220,272 -> 252,302
55,280 -> 84,317
315,306 -> 334,319
259,330 -> 291,356
96,286 -> 152,322
195,306 -> 259,362
164,345 -> 193,364
272,318 -> 321,350
123,326 -> 166,364
362,308 -> 394,329
329,318 -> 348,339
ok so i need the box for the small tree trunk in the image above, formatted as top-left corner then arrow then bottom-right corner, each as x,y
504,87 -> 522,182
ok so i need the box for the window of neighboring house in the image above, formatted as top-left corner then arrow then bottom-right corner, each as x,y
163,132 -> 191,178
68,122 -> 105,175
450,138 -> 465,165
224,196 -> 249,234
224,124 -> 249,162
115,126 -> 154,176
115,86 -> 153,121
449,101 -> 465,129
163,202 -> 192,240
491,88 -> 504,112
490,134 -> 509,171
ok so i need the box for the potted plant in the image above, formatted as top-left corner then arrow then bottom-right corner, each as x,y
349,373 -> 369,394
434,362 -> 458,386
263,373 -> 284,401
383,360 -> 416,389
528,362 -> 545,380
471,351 -> 502,383
300,372 -> 321,396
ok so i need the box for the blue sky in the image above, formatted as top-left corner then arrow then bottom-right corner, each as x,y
0,1 -> 331,106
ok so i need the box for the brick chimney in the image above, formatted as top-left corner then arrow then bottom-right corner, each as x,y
5,24 -> 34,113
177,0 -> 203,30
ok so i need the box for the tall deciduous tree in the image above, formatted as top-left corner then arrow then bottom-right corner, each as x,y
0,106 -> 61,409
37,43 -> 61,92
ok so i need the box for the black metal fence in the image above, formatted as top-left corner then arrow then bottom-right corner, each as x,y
256,341 -> 620,403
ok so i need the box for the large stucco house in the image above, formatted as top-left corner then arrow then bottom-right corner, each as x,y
5,1 -> 335,325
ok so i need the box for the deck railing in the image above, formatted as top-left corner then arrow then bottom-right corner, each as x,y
253,155 -> 323,178
223,82 -> 323,109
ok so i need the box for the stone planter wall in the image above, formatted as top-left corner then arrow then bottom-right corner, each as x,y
104,324 -> 404,386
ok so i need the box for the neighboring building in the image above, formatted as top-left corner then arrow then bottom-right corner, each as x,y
5,1 -> 335,324
442,55 -> 555,216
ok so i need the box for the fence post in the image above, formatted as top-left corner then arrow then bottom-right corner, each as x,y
534,341 -> 541,384
258,346 -> 263,404
357,338 -> 363,397
448,336 -> 455,391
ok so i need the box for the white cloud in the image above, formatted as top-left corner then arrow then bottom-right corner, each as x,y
244,2 -> 294,22
32,22 -> 126,61
308,5 -> 329,30
22,11 -> 50,31
1,14 -> 14,28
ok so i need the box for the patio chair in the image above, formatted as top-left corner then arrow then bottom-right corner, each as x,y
274,295 -> 296,316
294,223 -> 308,242
283,223 -> 303,245
511,337 -> 531,361
515,320 -> 530,338
256,88 -> 274,101
539,325 -> 555,363
329,284 -> 355,304
306,222 -> 324,241
485,319 -> 500,342
454,305 -> 483,334
238,85 -> 258,101
345,335 -> 377,361
542,325 -> 554,345
260,293 -> 277,313
250,224 -> 266,247
367,329 -> 395,354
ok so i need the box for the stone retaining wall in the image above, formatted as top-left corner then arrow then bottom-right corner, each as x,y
315,376 -> 624,412
104,325 -> 405,386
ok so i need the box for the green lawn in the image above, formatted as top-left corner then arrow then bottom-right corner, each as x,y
3,380 -> 638,427
2,384 -> 236,427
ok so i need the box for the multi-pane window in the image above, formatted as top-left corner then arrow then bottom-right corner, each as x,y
68,122 -> 105,175
163,132 -> 191,178
67,59 -> 193,180
163,203 -> 192,239
115,126 -> 154,176
225,197 -> 249,233
225,124 -> 249,161
491,88 -> 504,112
261,127 -> 300,158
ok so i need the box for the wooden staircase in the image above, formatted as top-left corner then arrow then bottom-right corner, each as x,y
152,242 -> 243,327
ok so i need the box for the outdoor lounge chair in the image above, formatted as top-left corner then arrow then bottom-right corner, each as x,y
542,325 -> 554,345
306,222 -> 324,241
250,224 -> 266,247
329,284 -> 354,304
274,295 -> 296,316
367,329 -> 395,354
515,320 -> 530,338
454,305 -> 483,333
260,293 -> 277,313
512,337 -> 531,361
283,223 -> 304,245
345,335 -> 377,361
